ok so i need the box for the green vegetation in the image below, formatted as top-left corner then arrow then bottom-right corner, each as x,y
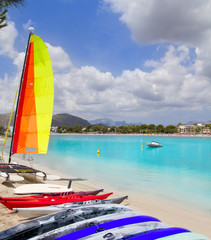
0,0 -> 24,29
0,125 -> 5,135
55,124 -> 178,134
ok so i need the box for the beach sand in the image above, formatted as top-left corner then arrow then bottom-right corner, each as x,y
0,153 -> 211,238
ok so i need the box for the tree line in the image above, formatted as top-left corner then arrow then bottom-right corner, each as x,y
56,124 -> 178,134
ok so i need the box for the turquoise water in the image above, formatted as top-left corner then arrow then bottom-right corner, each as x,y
42,135 -> 211,214
1,135 -> 211,213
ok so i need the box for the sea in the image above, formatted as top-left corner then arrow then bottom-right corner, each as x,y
1,134 -> 211,214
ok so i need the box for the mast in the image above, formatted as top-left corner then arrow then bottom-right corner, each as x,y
8,27 -> 34,163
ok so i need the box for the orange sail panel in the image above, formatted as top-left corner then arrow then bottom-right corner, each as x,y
12,34 -> 54,154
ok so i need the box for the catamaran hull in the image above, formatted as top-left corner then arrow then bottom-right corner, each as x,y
0,172 -> 9,183
0,172 -> 24,183
18,172 -> 61,182
18,172 -> 46,182
0,163 -> 45,184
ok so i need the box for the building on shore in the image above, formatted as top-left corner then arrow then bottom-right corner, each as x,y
177,123 -> 211,134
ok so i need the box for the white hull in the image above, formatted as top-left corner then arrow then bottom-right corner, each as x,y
19,172 -> 61,182
32,211 -> 140,240
0,172 -> 9,183
0,172 -> 24,183
14,183 -> 73,195
18,172 -> 46,182
15,203 -> 132,219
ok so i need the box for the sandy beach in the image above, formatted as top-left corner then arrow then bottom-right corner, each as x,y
0,152 -> 211,239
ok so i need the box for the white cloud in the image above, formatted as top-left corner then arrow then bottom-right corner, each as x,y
0,21 -> 18,59
104,0 -> 211,46
22,19 -> 34,31
46,43 -> 73,73
104,0 -> 211,80
51,42 -> 211,122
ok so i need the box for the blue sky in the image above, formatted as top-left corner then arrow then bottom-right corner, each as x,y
0,0 -> 211,125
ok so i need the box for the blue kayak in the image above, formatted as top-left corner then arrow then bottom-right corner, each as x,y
56,215 -> 161,240
121,227 -> 190,240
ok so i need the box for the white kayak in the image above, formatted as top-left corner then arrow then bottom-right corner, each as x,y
14,183 -> 73,195
32,210 -> 141,240
14,196 -> 128,218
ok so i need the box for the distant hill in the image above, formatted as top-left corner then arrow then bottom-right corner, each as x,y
0,113 -> 90,128
185,120 -> 211,125
52,113 -> 90,127
0,113 -> 14,128
89,118 -> 142,127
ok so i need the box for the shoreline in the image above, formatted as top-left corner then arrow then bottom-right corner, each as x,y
0,154 -> 211,238
51,132 -> 211,138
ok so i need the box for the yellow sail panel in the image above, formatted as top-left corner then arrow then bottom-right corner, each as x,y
32,34 -> 54,154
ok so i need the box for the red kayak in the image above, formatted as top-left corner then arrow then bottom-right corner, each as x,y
0,192 -> 113,210
0,189 -> 104,201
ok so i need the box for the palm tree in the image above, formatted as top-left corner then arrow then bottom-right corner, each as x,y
0,0 -> 24,29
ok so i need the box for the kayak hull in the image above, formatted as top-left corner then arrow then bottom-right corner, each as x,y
0,192 -> 113,210
15,196 -> 128,218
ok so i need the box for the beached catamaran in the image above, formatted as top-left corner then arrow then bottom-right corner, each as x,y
0,27 -> 54,182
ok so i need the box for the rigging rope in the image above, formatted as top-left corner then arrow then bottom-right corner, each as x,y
1,84 -> 19,162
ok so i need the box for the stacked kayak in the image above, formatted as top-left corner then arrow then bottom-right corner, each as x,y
0,202 -> 131,239
0,189 -> 209,240
14,196 -> 128,218
0,189 -> 104,201
0,202 -> 209,240
0,192 -> 113,210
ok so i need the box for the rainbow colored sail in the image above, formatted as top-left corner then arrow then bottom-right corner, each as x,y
11,34 -> 54,155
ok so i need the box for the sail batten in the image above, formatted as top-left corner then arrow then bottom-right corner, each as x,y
11,34 -> 54,155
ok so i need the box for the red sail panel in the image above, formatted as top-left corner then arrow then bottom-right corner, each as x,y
12,40 -> 38,154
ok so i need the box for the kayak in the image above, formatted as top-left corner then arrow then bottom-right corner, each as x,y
14,183 -> 73,195
14,178 -> 86,195
0,189 -> 104,201
15,196 -> 128,218
0,204 -> 133,240
35,209 -> 140,240
55,215 -> 161,240
71,221 -> 169,240
119,227 -> 190,240
0,192 -> 113,210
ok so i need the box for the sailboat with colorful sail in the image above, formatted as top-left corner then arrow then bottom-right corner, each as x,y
0,27 -> 54,182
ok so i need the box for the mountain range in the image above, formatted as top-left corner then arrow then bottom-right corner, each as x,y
89,118 -> 142,127
0,112 -> 210,128
0,113 -> 90,128
51,113 -> 90,127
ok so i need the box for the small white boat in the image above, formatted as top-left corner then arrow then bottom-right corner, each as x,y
147,141 -> 162,147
